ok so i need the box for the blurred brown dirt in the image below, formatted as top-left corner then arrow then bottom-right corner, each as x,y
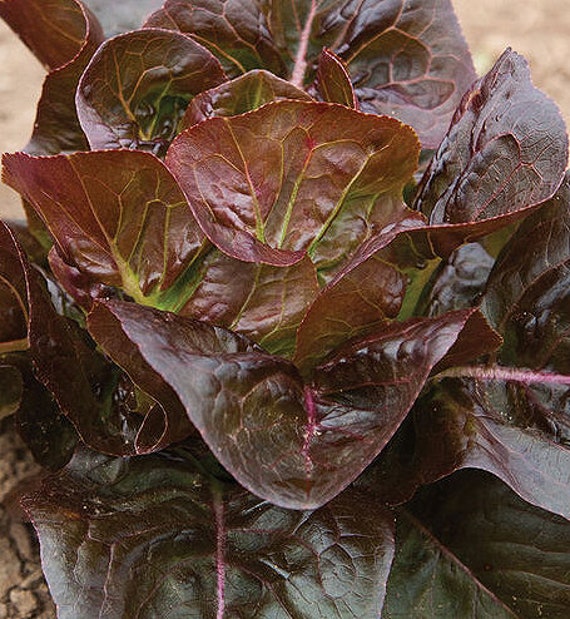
0,1 -> 568,220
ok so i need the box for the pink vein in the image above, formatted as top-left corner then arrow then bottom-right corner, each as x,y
290,0 -> 318,88
214,490 -> 226,619
302,387 -> 318,481
438,365 -> 570,385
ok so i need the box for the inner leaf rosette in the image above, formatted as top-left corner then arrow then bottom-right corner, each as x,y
165,99 -> 420,269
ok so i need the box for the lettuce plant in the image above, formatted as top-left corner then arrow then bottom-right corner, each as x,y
1,0 -> 570,616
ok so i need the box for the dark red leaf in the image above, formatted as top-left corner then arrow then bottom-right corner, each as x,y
76,29 -> 226,152
314,48 -> 358,108
88,299 -> 476,509
179,250 -> 319,357
415,49 -> 568,224
144,0 -> 286,77
23,449 -> 395,618
3,150 -> 206,304
0,0 -> 104,154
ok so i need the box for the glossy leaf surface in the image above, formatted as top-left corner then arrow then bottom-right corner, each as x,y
314,48 -> 357,108
166,100 -> 419,267
88,299 -> 476,509
415,49 -> 568,224
182,69 -> 312,128
3,150 -> 206,304
24,449 -> 395,619
146,0 -> 475,147
179,251 -> 319,356
388,470 -> 570,618
145,0 -> 287,77
76,29 -> 226,152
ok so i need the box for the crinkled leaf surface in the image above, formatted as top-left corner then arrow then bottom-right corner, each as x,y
166,100 -> 419,268
144,0 -> 287,77
76,29 -> 226,153
81,0 -> 164,36
3,150 -> 206,305
182,69 -> 312,128
88,299 -> 477,509
24,448 -> 395,619
146,0 -> 475,148
0,0 -> 104,154
314,48 -> 357,108
386,470 -> 570,618
415,49 -> 568,224
179,251 -> 319,357
407,181 -> 570,519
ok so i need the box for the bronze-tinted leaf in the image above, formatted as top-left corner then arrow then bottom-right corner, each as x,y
314,48 -> 358,108
144,0 -> 286,77
88,299 -> 476,509
166,100 -> 419,268
3,150 -> 206,305
415,49 -> 568,224
182,69 -> 312,128
76,29 -> 226,153
23,449 -> 395,619
0,0 -> 104,154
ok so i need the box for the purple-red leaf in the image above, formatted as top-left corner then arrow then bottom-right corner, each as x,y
148,1 -> 475,147
23,449 -> 395,619
0,0 -> 104,154
144,0 -> 286,77
3,150 -> 206,305
294,254 -> 406,373
87,299 -> 477,509
0,222 -> 29,353
179,251 -> 319,356
314,48 -> 358,108
182,69 -> 312,129
76,29 -> 226,152
415,49 -> 568,224
166,100 -> 419,267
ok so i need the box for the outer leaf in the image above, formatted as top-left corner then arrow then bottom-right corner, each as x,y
0,222 -> 29,353
23,449 -> 395,619
266,0 -> 476,148
179,251 -> 319,357
144,0 -> 287,77
383,509 -> 516,618
403,470 -> 570,618
76,29 -> 226,153
0,364 -> 22,420
2,150 -> 206,305
182,69 -> 312,128
0,0 -> 105,155
81,0 -> 164,36
87,299 -> 476,509
0,0 -> 93,71
166,100 -> 420,267
414,175 -> 570,519
314,48 -> 358,108
415,49 -> 568,224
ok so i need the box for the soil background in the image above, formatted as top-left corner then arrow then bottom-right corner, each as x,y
0,1 -> 569,617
